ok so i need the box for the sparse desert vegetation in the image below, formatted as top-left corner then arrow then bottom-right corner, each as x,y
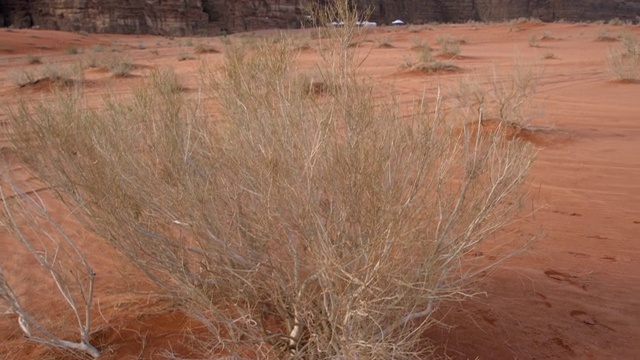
436,34 -> 464,57
401,45 -> 461,73
1,3 -> 640,360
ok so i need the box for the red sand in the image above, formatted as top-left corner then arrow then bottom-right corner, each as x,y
0,22 -> 639,358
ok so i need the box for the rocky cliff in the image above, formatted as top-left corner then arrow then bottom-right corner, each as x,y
361,0 -> 640,24
1,0 -> 639,35
0,0 -> 304,35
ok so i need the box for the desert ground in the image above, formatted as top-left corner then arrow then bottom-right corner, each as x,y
0,20 -> 639,359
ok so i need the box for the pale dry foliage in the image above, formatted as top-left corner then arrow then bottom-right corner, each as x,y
6,1 -> 538,358
607,32 -> 640,82
450,61 -> 543,128
607,48 -> 640,82
0,175 -> 99,358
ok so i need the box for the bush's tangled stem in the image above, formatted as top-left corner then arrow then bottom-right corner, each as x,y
0,176 -> 99,358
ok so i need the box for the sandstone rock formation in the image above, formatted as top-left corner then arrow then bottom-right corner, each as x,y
1,0 -> 639,35
360,0 -> 640,24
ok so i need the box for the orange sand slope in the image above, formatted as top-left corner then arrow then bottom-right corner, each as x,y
0,22 -> 639,359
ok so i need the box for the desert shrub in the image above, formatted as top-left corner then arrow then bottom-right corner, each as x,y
436,34 -> 463,57
541,31 -> 555,40
65,46 -> 81,55
83,52 -> 98,68
194,43 -> 220,54
450,61 -> 542,127
294,38 -> 311,51
10,68 -> 38,87
410,37 -> 431,50
620,31 -> 639,56
102,54 -> 133,77
177,50 -> 195,61
26,54 -> 41,65
528,34 -> 540,47
7,1 -> 537,358
0,176 -> 99,358
608,17 -> 623,26
596,27 -> 617,42
401,45 -> 461,73
15,62 -> 84,87
607,47 -> 640,82
376,36 -> 393,48
89,44 -> 104,53
408,25 -> 424,33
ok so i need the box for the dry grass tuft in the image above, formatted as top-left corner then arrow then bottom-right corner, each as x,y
436,34 -> 464,57
402,46 -> 461,73
194,43 -> 220,54
607,47 -> 640,82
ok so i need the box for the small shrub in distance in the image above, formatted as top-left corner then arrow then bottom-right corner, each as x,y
103,54 -> 133,76
620,31 -> 639,55
596,27 -> 617,42
65,46 -> 81,55
89,44 -> 104,53
436,34 -> 464,57
608,17 -> 623,26
376,36 -> 393,48
10,68 -> 38,87
529,34 -> 540,47
193,43 -> 220,54
541,31 -> 555,40
402,44 -> 461,73
26,54 -> 41,64
411,37 -> 431,50
607,47 -> 640,82
408,25 -> 424,33
177,50 -> 196,61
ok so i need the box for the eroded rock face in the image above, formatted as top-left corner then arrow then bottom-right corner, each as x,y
360,0 -> 640,24
1,0 -> 639,34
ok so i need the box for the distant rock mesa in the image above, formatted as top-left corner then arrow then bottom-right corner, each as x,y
1,0 -> 639,35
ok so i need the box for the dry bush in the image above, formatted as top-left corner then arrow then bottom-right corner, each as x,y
7,1 -> 538,358
401,46 -> 461,73
450,61 -> 542,128
596,27 -> 617,42
620,31 -> 639,56
65,46 -> 81,55
376,37 -> 393,48
102,54 -> 133,77
41,62 -> 84,85
528,34 -> 540,48
194,43 -> 220,54
410,37 -> 431,50
436,35 -> 463,57
10,68 -> 38,87
607,47 -> 640,82
540,31 -> 555,40
0,175 -> 99,358
26,54 -> 42,65
11,63 -> 83,88
177,50 -> 196,61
